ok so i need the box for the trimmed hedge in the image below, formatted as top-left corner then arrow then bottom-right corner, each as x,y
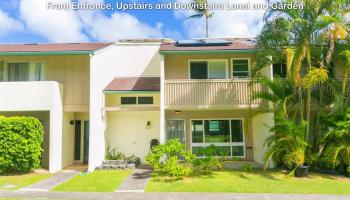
0,116 -> 44,173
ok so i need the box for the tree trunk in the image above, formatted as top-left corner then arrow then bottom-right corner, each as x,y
305,49 -> 312,141
205,15 -> 209,38
342,66 -> 349,96
326,37 -> 335,67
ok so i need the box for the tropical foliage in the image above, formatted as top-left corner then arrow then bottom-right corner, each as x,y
146,140 -> 224,178
188,0 -> 213,37
254,0 -> 350,176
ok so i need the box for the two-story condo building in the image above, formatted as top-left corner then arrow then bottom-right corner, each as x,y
0,39 -> 274,172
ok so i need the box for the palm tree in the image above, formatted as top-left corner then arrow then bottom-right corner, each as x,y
258,0 -> 350,142
187,0 -> 213,38
264,115 -> 308,173
251,76 -> 293,117
335,50 -> 350,96
323,108 -> 350,176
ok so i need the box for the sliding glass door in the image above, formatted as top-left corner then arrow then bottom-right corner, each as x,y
166,119 -> 185,144
191,119 -> 245,157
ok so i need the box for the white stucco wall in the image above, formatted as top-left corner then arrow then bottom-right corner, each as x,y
89,43 -> 161,171
0,81 -> 63,173
252,113 -> 274,165
62,112 -> 74,168
106,111 -> 160,162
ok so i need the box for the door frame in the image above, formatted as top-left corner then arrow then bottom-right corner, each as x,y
83,121 -> 89,164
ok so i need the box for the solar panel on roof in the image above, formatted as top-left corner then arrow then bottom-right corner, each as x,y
176,39 -> 204,46
202,39 -> 232,46
176,39 -> 232,47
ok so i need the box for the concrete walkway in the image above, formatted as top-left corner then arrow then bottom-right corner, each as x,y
116,169 -> 152,192
1,191 -> 350,200
20,170 -> 78,191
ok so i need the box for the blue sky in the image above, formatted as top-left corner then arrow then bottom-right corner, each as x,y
0,0 -> 266,43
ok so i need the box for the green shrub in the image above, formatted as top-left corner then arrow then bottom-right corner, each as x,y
0,116 -> 44,173
193,145 -> 223,174
241,163 -> 253,173
145,139 -> 195,178
105,147 -> 126,161
126,155 -> 141,166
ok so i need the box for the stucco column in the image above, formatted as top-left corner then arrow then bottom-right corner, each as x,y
252,57 -> 275,167
252,113 -> 274,166
49,82 -> 63,173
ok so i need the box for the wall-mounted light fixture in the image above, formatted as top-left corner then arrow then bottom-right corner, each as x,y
147,121 -> 151,129
70,120 -> 74,125
175,110 -> 181,114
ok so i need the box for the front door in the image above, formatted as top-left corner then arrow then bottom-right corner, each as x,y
166,119 -> 185,144
83,121 -> 89,164
74,120 -> 81,161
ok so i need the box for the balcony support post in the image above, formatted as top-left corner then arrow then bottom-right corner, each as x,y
160,54 -> 166,144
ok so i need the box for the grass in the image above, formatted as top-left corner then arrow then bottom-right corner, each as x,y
0,172 -> 51,190
52,170 -> 131,192
146,169 -> 350,194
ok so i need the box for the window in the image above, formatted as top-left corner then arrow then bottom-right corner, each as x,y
7,62 -> 46,82
232,59 -> 249,78
138,97 -> 153,104
120,96 -> 154,105
189,60 -> 227,79
191,119 -> 245,157
273,63 -> 287,78
190,62 -> 207,79
204,120 -> 230,142
0,62 -> 3,82
121,97 -> 137,105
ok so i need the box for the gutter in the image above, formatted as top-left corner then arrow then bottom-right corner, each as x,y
0,51 -> 94,56
104,90 -> 160,94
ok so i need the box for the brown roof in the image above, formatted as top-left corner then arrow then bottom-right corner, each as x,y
160,38 -> 256,52
0,42 -> 113,52
104,77 -> 160,91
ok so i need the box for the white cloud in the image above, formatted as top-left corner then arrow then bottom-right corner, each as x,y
0,9 -> 24,37
19,0 -> 88,42
175,0 -> 266,38
80,12 -> 164,41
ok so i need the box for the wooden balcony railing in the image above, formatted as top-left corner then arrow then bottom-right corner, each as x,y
164,79 -> 267,109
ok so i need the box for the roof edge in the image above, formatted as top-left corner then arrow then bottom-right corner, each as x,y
0,51 -> 94,56
159,49 -> 258,54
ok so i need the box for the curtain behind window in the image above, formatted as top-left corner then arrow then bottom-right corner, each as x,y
8,63 -> 29,82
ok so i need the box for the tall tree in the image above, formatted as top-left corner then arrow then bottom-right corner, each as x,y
256,0 -> 350,166
188,0 -> 213,38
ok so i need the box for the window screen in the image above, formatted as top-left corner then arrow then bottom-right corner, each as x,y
121,97 -> 137,105
8,63 -> 30,82
138,97 -> 153,104
190,62 -> 208,79
231,120 -> 243,142
232,59 -> 249,78
273,63 -> 287,78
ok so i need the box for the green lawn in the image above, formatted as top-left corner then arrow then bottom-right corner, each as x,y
52,170 -> 131,192
146,170 -> 350,194
0,172 -> 51,190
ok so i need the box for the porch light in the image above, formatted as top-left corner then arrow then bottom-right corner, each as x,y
147,121 -> 151,129
175,110 -> 181,114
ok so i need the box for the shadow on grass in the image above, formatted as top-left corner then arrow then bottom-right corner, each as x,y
151,171 -> 217,183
